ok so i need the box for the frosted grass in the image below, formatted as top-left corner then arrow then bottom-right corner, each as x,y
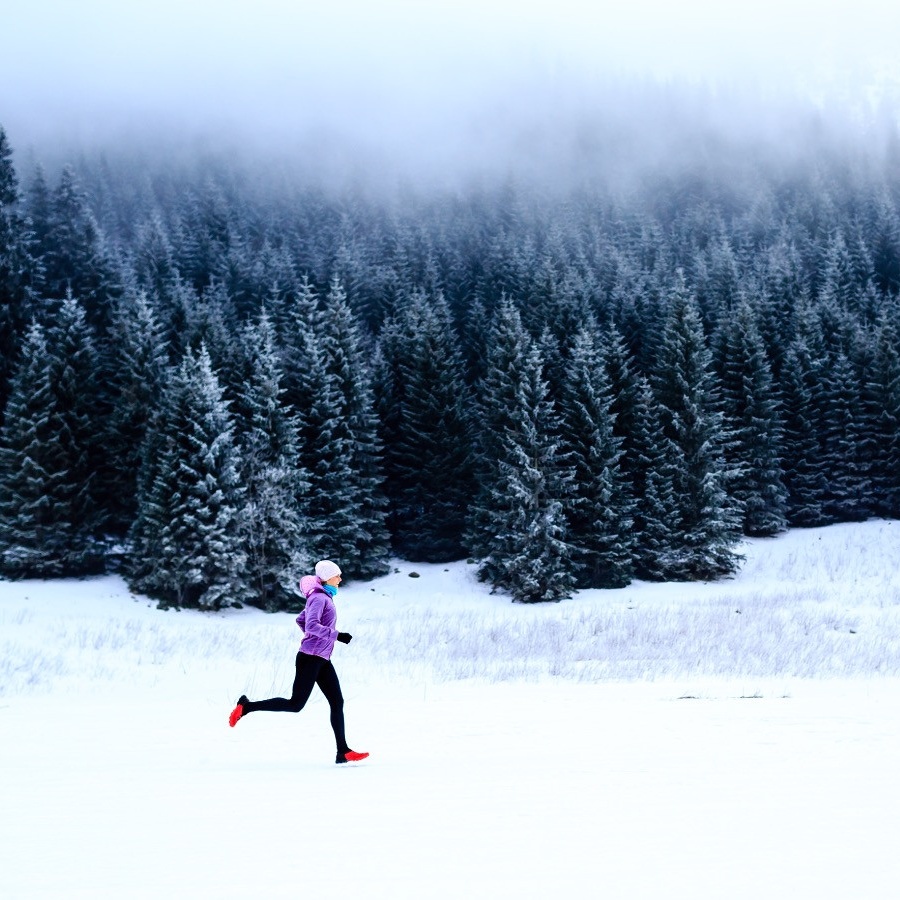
2,520 -> 898,697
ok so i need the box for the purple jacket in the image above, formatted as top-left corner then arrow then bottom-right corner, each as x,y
296,575 -> 338,660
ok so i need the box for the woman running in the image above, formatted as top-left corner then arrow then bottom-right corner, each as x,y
228,560 -> 369,765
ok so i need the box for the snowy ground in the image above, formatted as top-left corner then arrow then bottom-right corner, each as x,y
2,521 -> 900,898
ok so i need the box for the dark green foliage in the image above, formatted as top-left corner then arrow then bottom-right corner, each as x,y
280,278 -> 349,568
716,300 -> 788,536
280,278 -> 390,580
559,326 -> 634,588
866,313 -> 900,517
0,127 -> 37,414
780,340 -> 830,526
0,297 -> 106,576
232,312 -> 309,610
103,289 -> 170,536
318,279 -> 392,579
467,299 -> 575,602
652,277 -> 743,579
127,346 -> 249,609
820,349 -> 870,521
28,165 -> 120,334
374,291 -> 474,561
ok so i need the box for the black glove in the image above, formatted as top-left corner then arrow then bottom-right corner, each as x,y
337,632 -> 353,644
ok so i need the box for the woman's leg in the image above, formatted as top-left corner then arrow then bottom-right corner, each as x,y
315,660 -> 348,754
243,652 -> 324,713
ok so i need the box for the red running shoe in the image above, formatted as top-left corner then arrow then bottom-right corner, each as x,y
229,695 -> 249,727
337,750 -> 369,764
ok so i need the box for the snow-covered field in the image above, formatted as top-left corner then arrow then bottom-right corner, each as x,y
2,521 -> 900,898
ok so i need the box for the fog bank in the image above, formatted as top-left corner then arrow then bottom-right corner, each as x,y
3,1 -> 899,190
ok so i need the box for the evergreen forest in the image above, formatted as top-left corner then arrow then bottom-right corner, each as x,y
1,105 -> 899,607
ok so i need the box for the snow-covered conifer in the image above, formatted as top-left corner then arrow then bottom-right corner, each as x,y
716,300 -> 788,536
467,298 -> 575,602
0,296 -> 106,576
374,290 -> 474,561
318,278 -> 391,578
128,345 -> 248,609
104,289 -> 170,536
865,312 -> 900,517
652,276 -> 742,579
559,326 -> 634,588
233,311 -> 310,609
0,127 -> 37,414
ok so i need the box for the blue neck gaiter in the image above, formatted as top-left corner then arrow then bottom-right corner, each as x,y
323,584 -> 338,598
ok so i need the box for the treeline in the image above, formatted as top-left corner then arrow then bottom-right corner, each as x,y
0,120 -> 899,605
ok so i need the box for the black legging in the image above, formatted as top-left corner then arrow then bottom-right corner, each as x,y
243,651 -> 348,754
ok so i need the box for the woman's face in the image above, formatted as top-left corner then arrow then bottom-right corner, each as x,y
325,574 -> 342,587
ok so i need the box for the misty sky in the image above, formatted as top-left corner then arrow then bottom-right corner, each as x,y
2,0 -> 899,176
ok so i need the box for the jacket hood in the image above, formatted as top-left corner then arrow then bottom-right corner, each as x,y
299,574 -> 322,599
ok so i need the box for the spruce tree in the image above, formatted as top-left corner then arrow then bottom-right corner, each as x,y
0,297 -> 106,576
716,300 -> 788,536
779,340 -> 830,526
280,279 -> 351,571
467,299 -> 575,602
0,323 -> 57,576
600,323 -> 678,579
820,349 -> 870,521
133,212 -> 178,300
127,346 -> 248,609
559,326 -> 634,588
652,277 -> 742,579
0,127 -> 36,415
817,231 -> 859,312
374,291 -> 474,561
317,278 -> 391,578
104,289 -> 170,536
865,312 -> 900,517
38,166 -> 120,334
233,312 -> 310,609
629,376 -> 681,579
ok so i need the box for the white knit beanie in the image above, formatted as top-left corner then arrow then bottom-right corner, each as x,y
315,560 -> 342,581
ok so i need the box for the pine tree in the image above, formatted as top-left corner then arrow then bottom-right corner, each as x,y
559,326 -> 634,588
716,300 -> 788,536
600,323 -> 678,579
38,166 -> 120,333
132,212 -> 178,300
779,340 -> 830,526
865,311 -> 900,517
652,276 -> 742,579
317,278 -> 391,578
0,297 -> 106,576
25,165 -> 53,254
820,348 -> 870,521
630,376 -> 682,579
0,127 -> 36,416
280,279 -> 351,570
374,291 -> 474,561
817,230 -> 859,312
183,277 -> 240,375
0,323 -> 57,576
870,193 -> 900,295
233,312 -> 310,610
467,299 -> 575,602
174,184 -> 229,293
281,278 -> 390,579
104,289 -> 170,536
127,346 -> 248,609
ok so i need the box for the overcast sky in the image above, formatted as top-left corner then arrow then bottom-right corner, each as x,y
2,0 -> 899,177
